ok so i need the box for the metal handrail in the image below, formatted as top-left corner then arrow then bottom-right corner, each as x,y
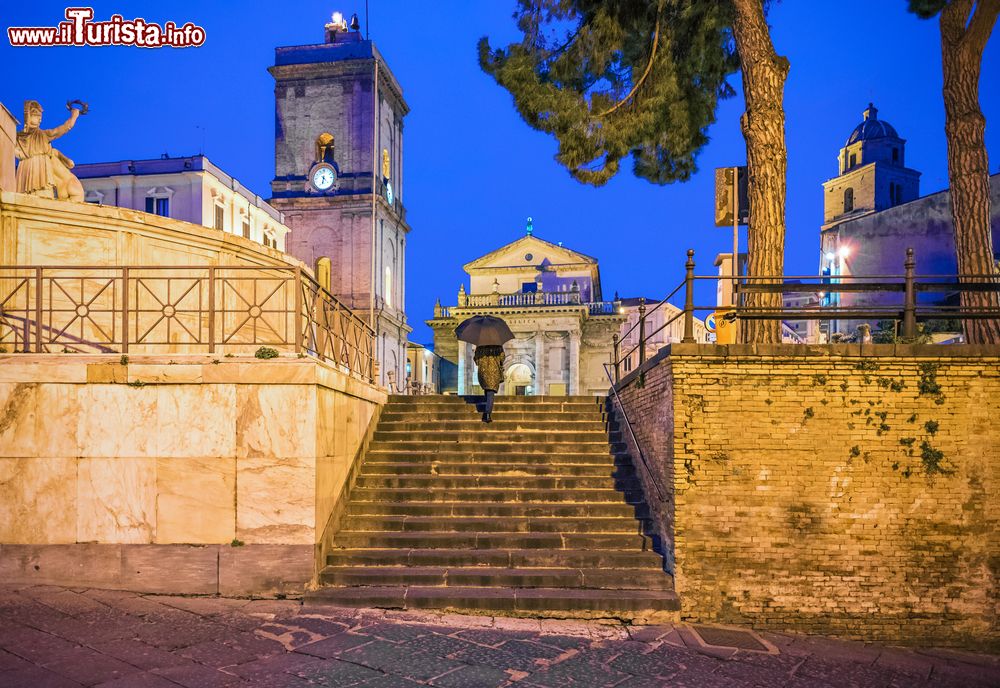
602,362 -> 666,503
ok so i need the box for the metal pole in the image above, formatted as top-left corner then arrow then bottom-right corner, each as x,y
293,266 -> 303,354
34,267 -> 43,353
732,167 -> 739,307
903,247 -> 916,339
682,249 -> 696,343
121,267 -> 129,353
207,267 -> 216,354
612,334 -> 620,384
638,297 -> 646,367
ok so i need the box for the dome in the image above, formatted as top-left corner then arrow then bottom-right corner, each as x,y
846,103 -> 898,145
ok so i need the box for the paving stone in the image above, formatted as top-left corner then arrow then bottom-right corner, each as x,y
295,658 -> 384,687
295,632 -> 375,658
222,631 -> 286,658
227,651 -> 328,681
178,640 -> 261,668
41,646 -> 144,685
429,663 -> 511,688
356,622 -> 433,643
608,649 -> 676,677
450,643 -> 548,672
0,664 -> 86,687
456,628 -> 533,646
354,675 -> 425,688
277,615 -> 351,638
152,663 -> 249,687
339,641 -> 467,680
400,632 -> 479,657
92,672 -> 181,687
523,658 -> 631,687
87,638 -> 195,671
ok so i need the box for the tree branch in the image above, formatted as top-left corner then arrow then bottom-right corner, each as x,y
596,0 -> 665,118
964,0 -> 1000,52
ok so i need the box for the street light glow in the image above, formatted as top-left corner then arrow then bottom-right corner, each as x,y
838,246 -> 850,259
825,252 -> 836,262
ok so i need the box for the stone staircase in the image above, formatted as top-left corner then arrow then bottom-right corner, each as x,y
307,395 -> 677,621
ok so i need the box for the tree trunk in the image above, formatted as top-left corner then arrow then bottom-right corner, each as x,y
731,0 -> 788,344
939,0 -> 1000,344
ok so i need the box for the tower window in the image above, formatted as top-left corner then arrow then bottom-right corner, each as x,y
844,188 -> 854,213
242,220 -> 251,239
384,266 -> 392,307
892,148 -> 899,163
849,153 -> 857,169
145,196 -> 169,217
214,205 -> 225,231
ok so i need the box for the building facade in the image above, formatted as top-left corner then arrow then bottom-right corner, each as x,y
820,103 -> 1000,338
617,297 -> 709,375
428,232 -> 630,397
404,342 -> 446,395
76,155 -> 289,252
268,14 -> 409,388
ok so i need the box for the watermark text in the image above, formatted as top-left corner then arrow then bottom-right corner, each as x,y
8,7 -> 206,48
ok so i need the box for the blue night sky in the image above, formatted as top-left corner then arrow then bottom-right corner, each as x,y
3,1 -> 999,346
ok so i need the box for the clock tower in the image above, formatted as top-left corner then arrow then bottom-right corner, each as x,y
269,12 -> 410,388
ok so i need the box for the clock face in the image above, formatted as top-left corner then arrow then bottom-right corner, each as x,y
312,166 -> 336,191
385,181 -> 394,205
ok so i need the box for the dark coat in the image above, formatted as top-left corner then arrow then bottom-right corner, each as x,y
474,345 -> 505,392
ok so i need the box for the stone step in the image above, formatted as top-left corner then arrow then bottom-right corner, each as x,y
379,411 -> 605,423
372,430 -> 617,443
331,531 -> 653,551
388,395 -> 600,404
345,501 -> 649,519
338,515 -> 649,534
354,474 -> 641,491
317,566 -> 673,591
375,420 -> 611,432
359,462 -> 634,477
305,585 -> 679,617
367,441 -> 625,455
349,487 -> 643,504
364,451 -> 627,465
385,402 -> 603,413
325,548 -> 663,569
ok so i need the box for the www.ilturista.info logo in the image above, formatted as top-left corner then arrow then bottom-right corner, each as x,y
8,7 -> 206,48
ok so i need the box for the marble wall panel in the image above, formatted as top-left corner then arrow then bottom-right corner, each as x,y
77,457 -> 156,543
0,457 -> 77,543
76,385 -> 157,458
0,382 -> 39,458
155,384 -> 236,458
155,457 -> 236,544
236,385 -> 316,459
236,455 -> 315,544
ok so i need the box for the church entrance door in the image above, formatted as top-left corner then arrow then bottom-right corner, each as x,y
505,363 -> 533,396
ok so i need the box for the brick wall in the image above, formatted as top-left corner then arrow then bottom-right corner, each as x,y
615,344 -> 1000,650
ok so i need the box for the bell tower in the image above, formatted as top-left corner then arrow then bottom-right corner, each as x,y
268,11 -> 410,388
821,103 -> 921,230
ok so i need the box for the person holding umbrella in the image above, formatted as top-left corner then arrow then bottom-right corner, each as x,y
455,315 -> 514,423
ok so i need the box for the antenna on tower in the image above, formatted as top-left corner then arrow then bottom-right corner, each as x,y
365,0 -> 370,39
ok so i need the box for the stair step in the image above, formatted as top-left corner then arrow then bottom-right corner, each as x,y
338,515 -> 649,534
318,566 -> 673,590
367,441 -> 622,455
376,420 -> 611,431
325,548 -> 663,569
373,430 -> 616,443
365,451 -> 627,465
360,462 -> 633,477
331,531 -> 652,550
354,475 -> 641,490
305,585 -> 679,615
350,487 -> 642,504
379,411 -> 605,423
345,501 -> 648,519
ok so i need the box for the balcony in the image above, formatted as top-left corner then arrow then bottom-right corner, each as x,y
432,287 -> 621,320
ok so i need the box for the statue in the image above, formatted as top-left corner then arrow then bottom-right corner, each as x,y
15,100 -> 87,202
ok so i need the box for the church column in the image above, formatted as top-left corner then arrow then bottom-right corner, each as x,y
457,339 -> 467,395
534,330 -> 545,396
568,331 -> 581,395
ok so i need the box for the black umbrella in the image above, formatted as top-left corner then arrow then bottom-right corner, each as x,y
455,315 -> 514,346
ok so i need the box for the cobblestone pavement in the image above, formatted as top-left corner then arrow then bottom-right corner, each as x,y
1,586 -> 998,688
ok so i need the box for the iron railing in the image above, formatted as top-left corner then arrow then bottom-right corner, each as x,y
609,247 -> 1000,384
0,265 -> 376,382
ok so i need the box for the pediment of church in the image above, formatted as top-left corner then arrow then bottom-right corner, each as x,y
464,236 -> 597,274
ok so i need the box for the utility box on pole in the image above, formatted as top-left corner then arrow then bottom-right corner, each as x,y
714,166 -> 749,227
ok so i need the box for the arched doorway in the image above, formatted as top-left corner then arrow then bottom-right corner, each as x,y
505,363 -> 534,396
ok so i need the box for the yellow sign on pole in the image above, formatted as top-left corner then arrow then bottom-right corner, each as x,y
711,308 -> 737,344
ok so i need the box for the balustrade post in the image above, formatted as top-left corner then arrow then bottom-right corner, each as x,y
638,298 -> 646,366
682,249 -> 696,343
903,247 -> 916,339
293,267 -> 303,355
34,267 -> 43,353
121,267 -> 129,353
612,333 -> 621,384
207,267 -> 216,353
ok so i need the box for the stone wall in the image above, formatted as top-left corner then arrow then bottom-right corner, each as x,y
615,344 -> 1000,650
0,353 -> 384,596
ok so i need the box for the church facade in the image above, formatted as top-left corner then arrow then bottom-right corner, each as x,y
268,15 -> 409,388
819,103 -> 1000,335
427,231 -> 628,397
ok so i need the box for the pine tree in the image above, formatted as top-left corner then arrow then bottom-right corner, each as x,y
909,0 -> 1000,344
480,0 -> 789,343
